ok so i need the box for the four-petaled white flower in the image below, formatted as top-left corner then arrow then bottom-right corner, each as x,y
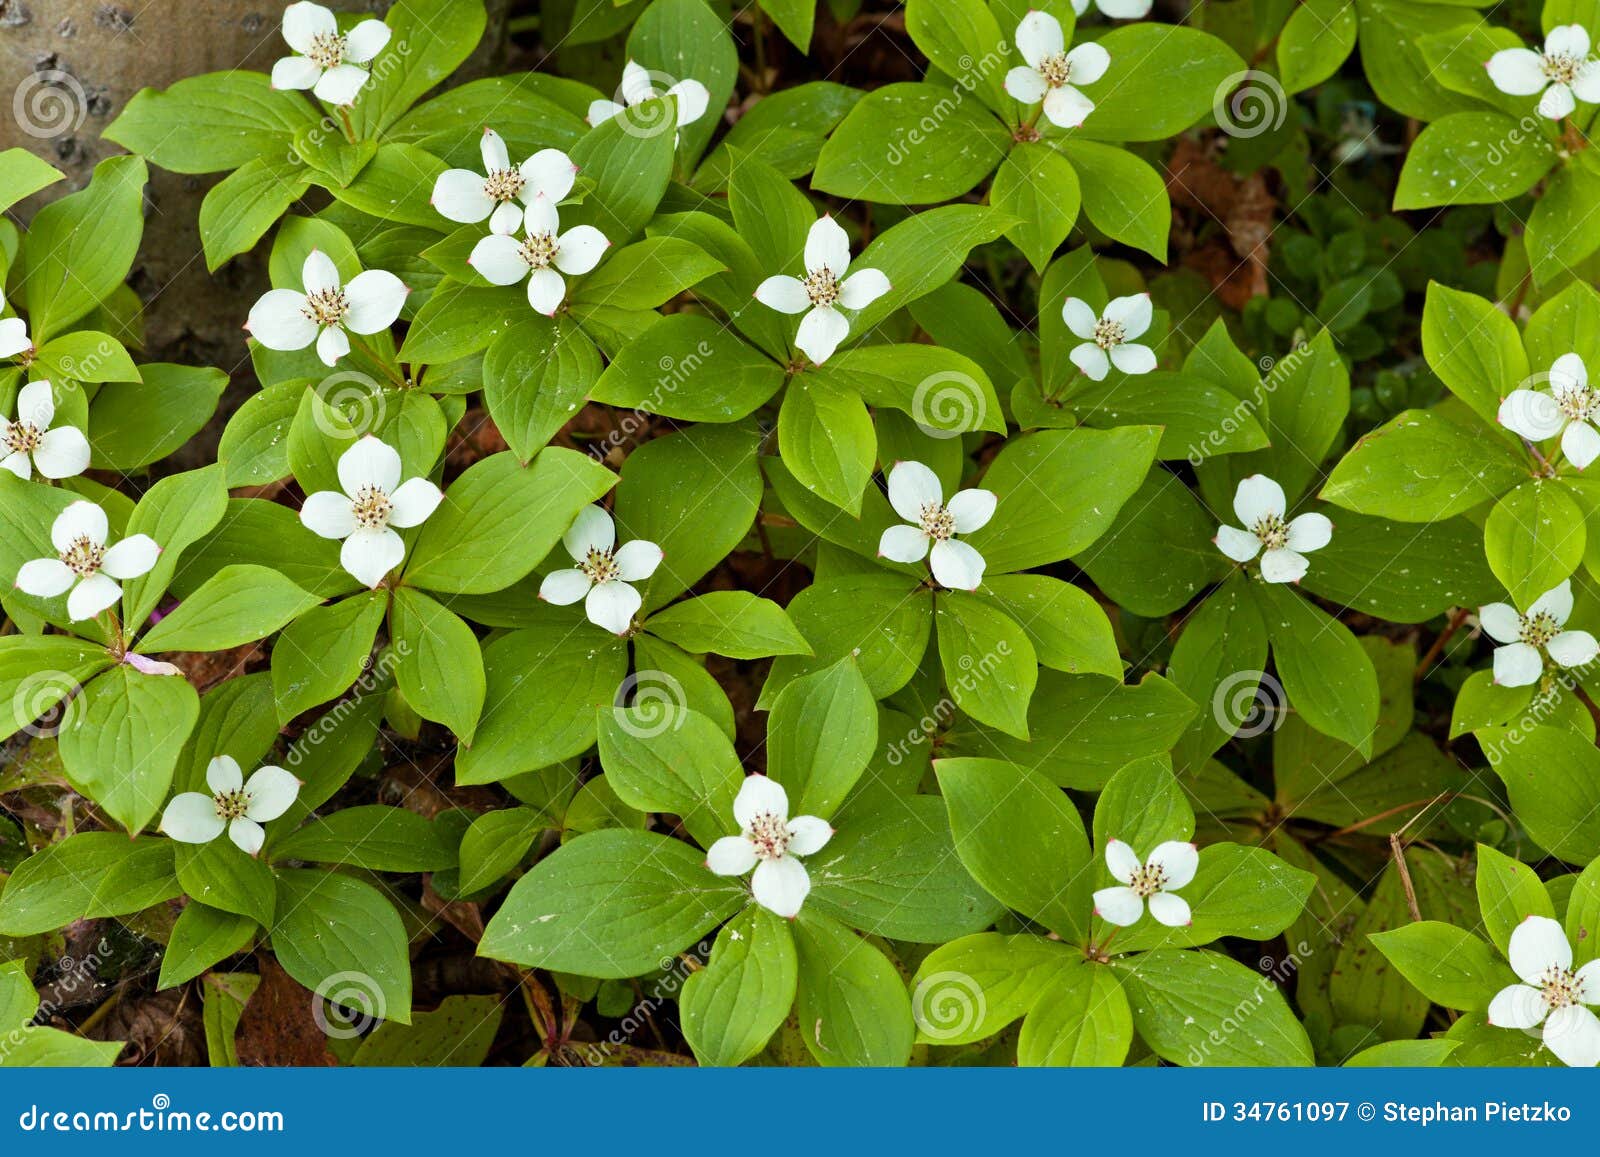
0,292 -> 31,361
586,60 -> 711,138
433,131 -> 579,237
705,775 -> 831,919
754,213 -> 890,366
1063,294 -> 1155,380
1214,474 -> 1332,584
1487,915 -> 1600,1067
1498,353 -> 1600,469
1093,838 -> 1198,927
1004,11 -> 1111,130
877,460 -> 996,591
539,505 -> 663,636
1070,0 -> 1152,19
468,196 -> 608,316
15,500 -> 160,622
246,250 -> 408,368
271,1 -> 391,106
2,380 -> 89,481
1487,25 -> 1600,120
300,436 -> 443,589
1479,580 -> 1598,687
160,755 -> 302,857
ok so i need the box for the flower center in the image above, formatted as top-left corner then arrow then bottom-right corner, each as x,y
302,287 -> 348,327
306,31 -> 347,70
919,503 -> 956,541
1038,53 -> 1072,88
1129,862 -> 1167,898
213,788 -> 252,821
1538,964 -> 1584,1010
1252,513 -> 1290,551
1520,610 -> 1561,648
483,167 -> 526,202
3,421 -> 41,455
746,811 -> 790,861
803,267 -> 840,307
60,535 -> 104,578
580,546 -> 620,584
1555,383 -> 1596,422
1543,51 -> 1582,86
1092,317 -> 1125,350
350,484 -> 393,530
518,232 -> 558,269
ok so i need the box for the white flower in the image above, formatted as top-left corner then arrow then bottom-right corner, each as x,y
271,1 -> 391,106
300,436 -> 443,589
538,505 -> 662,636
1487,915 -> 1600,1067
1070,0 -> 1152,18
432,131 -> 579,237
1093,837 -> 1198,927
753,214 -> 890,366
1214,474 -> 1332,584
2,380 -> 90,480
1062,294 -> 1155,380
246,250 -> 408,368
1003,11 -> 1110,130
0,292 -> 31,360
160,755 -> 301,857
15,501 -> 160,622
705,775 -> 831,919
1479,580 -> 1598,687
876,460 -> 995,591
468,196 -> 608,316
1487,25 -> 1600,120
1498,354 -> 1600,468
586,60 -> 711,137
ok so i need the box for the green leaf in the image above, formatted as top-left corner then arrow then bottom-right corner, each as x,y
571,237 -> 726,311
680,906 -> 797,1066
591,314 -> 787,422
1058,140 -> 1170,261
1485,481 -> 1584,610
766,657 -> 877,818
0,148 -> 64,212
1278,0 -> 1357,93
811,344 -> 1006,436
908,932 -> 1077,1045
1395,113 -> 1555,209
457,808 -> 546,894
122,464 -> 230,634
596,705 -> 740,848
1166,576 -> 1269,770
903,0 -> 1009,116
198,157 -> 312,271
0,635 -> 115,742
1079,25 -> 1245,142
1526,162 -> 1600,286
1476,843 -> 1556,955
1369,922 -> 1509,1011
1256,582 -> 1380,758
271,591 -> 387,723
562,100 -> 678,244
1091,756 -> 1194,862
975,574 -> 1121,678
934,592 -> 1038,740
1118,949 -> 1315,1066
776,376 -> 875,513
0,833 -> 181,937
33,331 -> 140,384
644,591 -> 810,660
59,667 -> 200,834
140,565 -> 321,653
481,315 -> 601,462
791,908 -> 914,1065
1077,471 -> 1227,615
217,383 -> 298,485
104,73 -> 319,173
1479,724 -> 1600,864
174,838 -> 277,928
326,143 -> 446,226
159,903 -> 257,990
1302,510 -> 1499,624
1017,961 -> 1132,1066
759,573 -> 932,703
345,0 -> 486,137
271,869 -> 413,1024
272,806 -> 456,871
398,281 -> 526,363
390,587 -> 484,743
87,364 -> 229,471
1322,408 -> 1528,522
1111,843 -> 1317,952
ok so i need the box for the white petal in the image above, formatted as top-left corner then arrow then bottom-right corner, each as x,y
1233,474 -> 1286,526
525,193 -> 560,237
302,250 -> 340,295
1104,838 -> 1141,884
160,793 -> 226,844
243,765 -> 301,822
1065,41 -> 1112,85
282,1 -> 335,54
1093,885 -> 1143,926
706,835 -> 758,876
342,19 -> 391,64
563,504 -> 615,559
734,775 -> 789,828
838,268 -> 890,310
488,201 -> 524,235
1286,511 -> 1332,553
795,306 -> 849,365
805,215 -> 851,277
584,580 -> 641,635
1061,297 -> 1099,340
1563,421 -> 1600,469
1549,630 -> 1599,668
1148,892 -> 1192,927
621,60 -> 656,105
207,755 -> 245,793
1,450 -> 29,480
887,459 -> 943,522
1042,85 -> 1094,129
1498,389 -> 1565,440
539,568 -> 593,605
1540,82 -> 1576,120
1577,959 -> 1600,1001
1529,579 -> 1574,624
665,78 -> 710,127
1016,10 -> 1064,69
613,539 -> 663,581
67,573 -> 121,621
15,558 -> 74,597
33,426 -> 89,480
1493,641 -> 1544,687
338,436 -> 402,497
52,500 -> 107,552
387,477 -> 442,529
930,538 -> 986,591
553,225 -> 608,275
1109,343 -> 1157,375
527,267 -> 566,316
1552,352 -> 1588,391
1543,1004 -> 1600,1067
100,534 -> 161,580
1509,914 -> 1572,983
786,815 -> 832,856
1486,48 -> 1549,95
1004,66 -> 1048,105
469,233 -> 531,286
521,148 -> 578,202
229,817 -> 266,857
341,527 -> 405,589
1478,603 -> 1522,644
314,63 -> 370,107
246,289 -> 317,351
316,324 -> 350,367
1573,59 -> 1600,103
1259,547 -> 1309,584
946,488 -> 997,533
1487,983 -> 1548,1029
1147,840 -> 1199,889
587,99 -> 625,125
1103,293 -> 1152,337
1547,24 -> 1590,60
754,275 -> 811,315
1215,524 -> 1261,562
1070,343 -> 1109,380
343,270 -> 407,334
16,379 -> 54,428
300,490 -> 357,539
878,524 -> 930,563
272,55 -> 323,91
0,317 -> 31,358
473,129 -> 508,175
751,855 -> 810,918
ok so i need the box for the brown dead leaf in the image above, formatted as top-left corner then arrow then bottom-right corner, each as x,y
234,955 -> 337,1067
